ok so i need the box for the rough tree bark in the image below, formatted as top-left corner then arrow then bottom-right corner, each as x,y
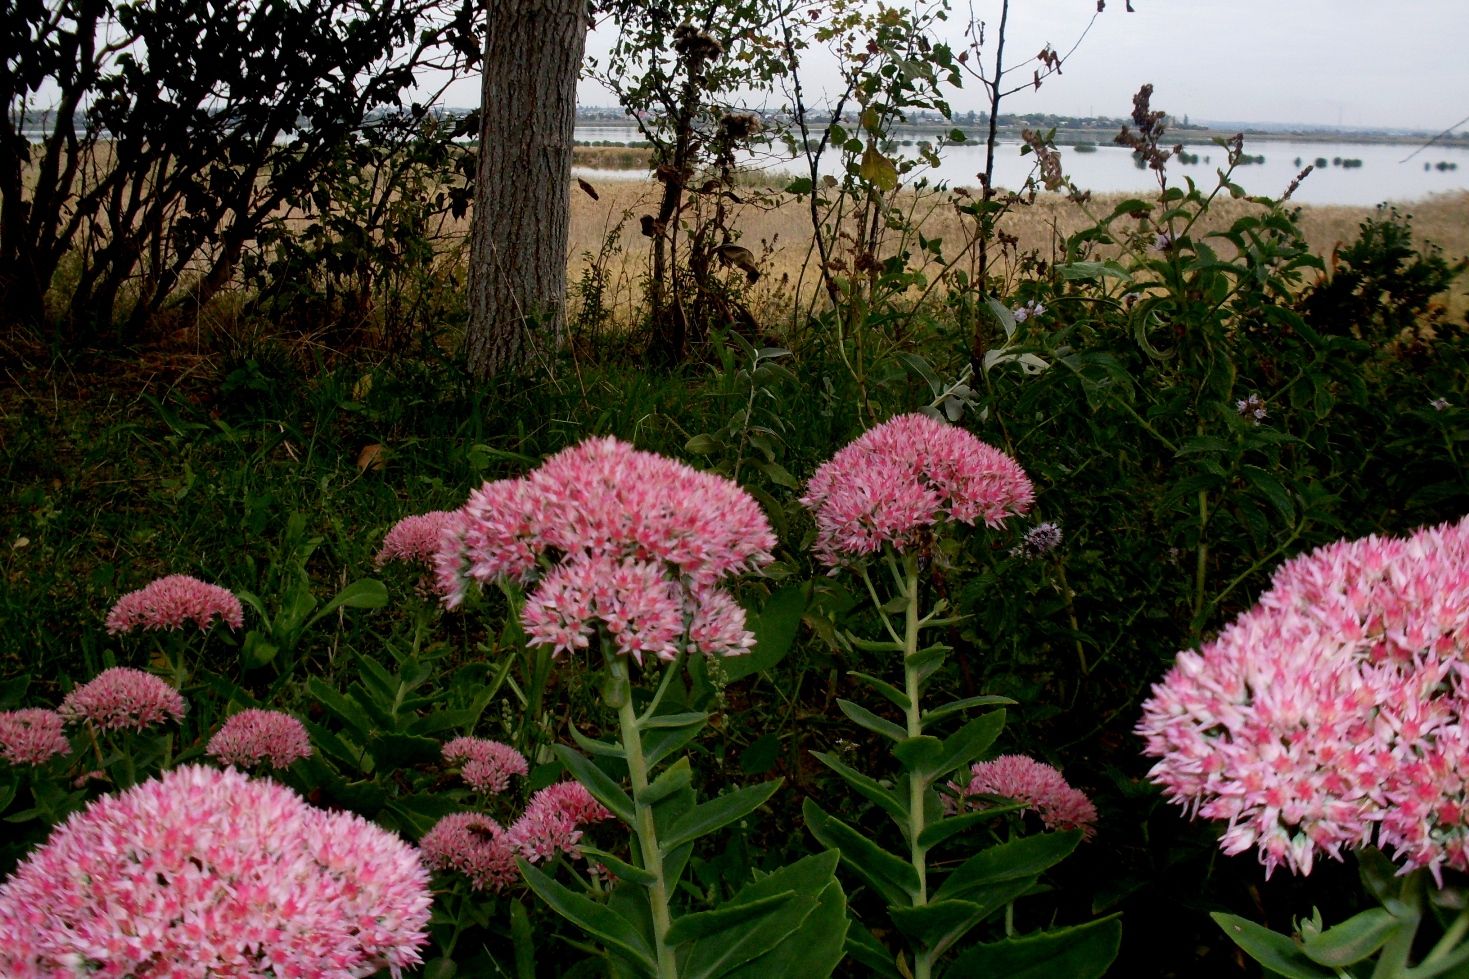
466,0 -> 586,379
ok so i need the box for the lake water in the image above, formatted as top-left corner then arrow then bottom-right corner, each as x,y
574,126 -> 1469,207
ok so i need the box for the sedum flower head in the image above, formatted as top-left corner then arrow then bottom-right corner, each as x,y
105,574 -> 244,634
419,812 -> 519,892
0,709 -> 70,766
1138,516 -> 1469,880
442,736 -> 528,794
954,754 -> 1098,839
0,765 -> 431,976
802,413 -> 1034,566
58,667 -> 185,732
376,510 -> 461,568
505,781 -> 616,865
441,436 -> 775,663
421,784 -> 615,891
522,555 -> 686,664
206,709 -> 312,770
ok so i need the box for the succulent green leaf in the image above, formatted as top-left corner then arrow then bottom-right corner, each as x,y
803,799 -> 919,906
679,851 -> 843,978
934,831 -> 1081,903
662,779 -> 782,852
940,915 -> 1123,979
1211,913 -> 1339,979
811,751 -> 908,829
576,847 -> 657,887
1299,907 -> 1401,967
849,671 -> 912,711
839,699 -> 908,743
519,860 -> 656,973
553,745 -> 634,825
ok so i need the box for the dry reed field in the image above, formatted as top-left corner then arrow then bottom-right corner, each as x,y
565,176 -> 1469,324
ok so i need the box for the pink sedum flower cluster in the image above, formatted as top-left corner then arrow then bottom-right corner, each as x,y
0,765 -> 431,977
443,736 -> 528,794
421,782 -> 614,892
952,754 -> 1098,839
105,575 -> 244,635
801,413 -> 1034,566
1138,516 -> 1469,880
207,709 -> 312,770
418,813 -> 520,892
58,667 -> 185,732
437,437 -> 776,663
376,510 -> 462,568
0,709 -> 70,766
505,781 -> 615,865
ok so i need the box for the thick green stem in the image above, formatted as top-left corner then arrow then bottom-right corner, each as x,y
609,657 -> 680,979
1411,907 -> 1469,978
900,555 -> 933,979
1372,871 -> 1424,979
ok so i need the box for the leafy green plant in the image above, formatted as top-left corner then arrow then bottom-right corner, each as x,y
235,512 -> 388,675
798,414 -> 1120,978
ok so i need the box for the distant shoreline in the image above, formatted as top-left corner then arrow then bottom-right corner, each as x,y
573,116 -> 1468,151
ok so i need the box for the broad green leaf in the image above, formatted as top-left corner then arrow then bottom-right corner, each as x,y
840,699 -> 908,743
726,585 -> 806,682
639,711 -> 707,730
899,352 -> 944,398
578,846 -> 657,887
519,860 -> 656,973
707,851 -> 847,979
812,751 -> 908,829
929,712 -> 1007,780
940,915 -> 1123,979
892,735 -> 944,776
934,831 -> 1082,903
1211,913 -> 1338,979
369,732 -> 442,767
662,779 -> 782,852
751,460 -> 801,489
554,745 -> 634,825
844,634 -> 905,654
567,721 -> 624,759
888,899 -> 986,949
803,799 -> 919,906
916,802 -> 1024,850
1358,846 -> 1400,904
921,696 -> 1014,726
354,653 -> 401,705
1300,907 -> 1401,967
240,631 -> 279,669
845,923 -> 904,979
985,295 -> 1018,342
1242,464 -> 1296,525
849,671 -> 912,712
305,577 -> 388,629
640,757 -> 693,807
685,434 -> 723,454
644,721 -> 705,769
665,891 -> 795,945
306,677 -> 369,736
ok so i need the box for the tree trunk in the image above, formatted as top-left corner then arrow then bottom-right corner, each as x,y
466,0 -> 585,379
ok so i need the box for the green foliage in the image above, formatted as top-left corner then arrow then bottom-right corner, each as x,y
1,0 -> 475,340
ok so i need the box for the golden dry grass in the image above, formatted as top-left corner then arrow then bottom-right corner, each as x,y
560,178 -> 1469,326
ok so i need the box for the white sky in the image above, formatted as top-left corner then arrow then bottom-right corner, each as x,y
436,0 -> 1469,132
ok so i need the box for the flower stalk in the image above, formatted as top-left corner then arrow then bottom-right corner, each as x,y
608,654 -> 681,979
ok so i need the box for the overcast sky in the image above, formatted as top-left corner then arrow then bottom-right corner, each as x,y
436,0 -> 1469,132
